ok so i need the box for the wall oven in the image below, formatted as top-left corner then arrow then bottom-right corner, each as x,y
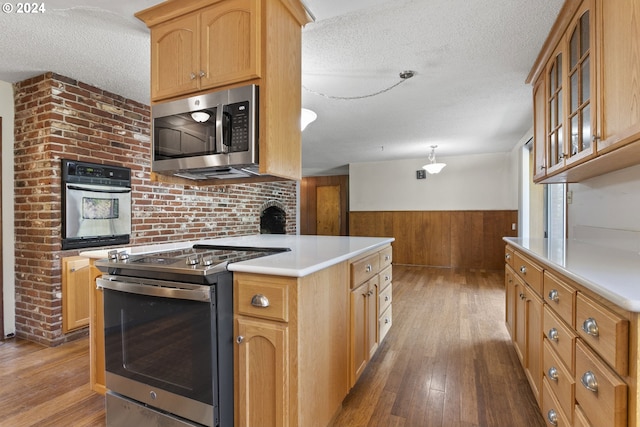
61,159 -> 131,250
95,245 -> 289,427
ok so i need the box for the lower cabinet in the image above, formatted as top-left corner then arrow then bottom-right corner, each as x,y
235,316 -> 288,427
350,276 -> 379,386
505,244 -> 636,427
61,256 -> 91,332
88,260 -> 106,394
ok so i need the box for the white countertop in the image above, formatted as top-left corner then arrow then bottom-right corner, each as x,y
504,237 -> 640,312
81,234 -> 394,278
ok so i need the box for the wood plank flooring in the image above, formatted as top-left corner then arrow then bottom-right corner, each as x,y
0,265 -> 543,427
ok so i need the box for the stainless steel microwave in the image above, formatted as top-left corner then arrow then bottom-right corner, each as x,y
152,84 -> 259,180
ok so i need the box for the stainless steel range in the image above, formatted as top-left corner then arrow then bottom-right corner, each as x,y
95,244 -> 289,427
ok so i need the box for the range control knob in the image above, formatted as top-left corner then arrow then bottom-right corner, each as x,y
186,255 -> 200,266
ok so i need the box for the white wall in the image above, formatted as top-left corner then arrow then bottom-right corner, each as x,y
350,152 -> 518,211
568,164 -> 640,250
0,80 -> 15,337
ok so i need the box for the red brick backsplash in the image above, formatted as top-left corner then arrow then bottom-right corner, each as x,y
12,72 -> 297,346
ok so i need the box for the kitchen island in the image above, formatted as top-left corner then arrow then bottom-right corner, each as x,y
503,237 -> 640,427
81,234 -> 394,427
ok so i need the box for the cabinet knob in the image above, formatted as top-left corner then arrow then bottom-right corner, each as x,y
519,266 -> 527,274
384,275 -> 391,282
546,409 -> 558,426
384,317 -> 391,324
548,289 -> 559,303
251,294 -> 270,308
519,292 -> 526,300
582,317 -> 599,337
199,70 -> 206,78
592,134 -> 601,143
581,371 -> 598,392
236,336 -> 244,344
190,72 -> 197,80
547,366 -> 558,381
548,328 -> 559,341
505,253 -> 511,261
365,264 -> 372,273
384,295 -> 390,302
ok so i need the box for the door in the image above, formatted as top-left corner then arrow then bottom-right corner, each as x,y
316,185 -> 340,235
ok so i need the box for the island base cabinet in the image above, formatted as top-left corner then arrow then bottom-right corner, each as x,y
235,317 -> 288,427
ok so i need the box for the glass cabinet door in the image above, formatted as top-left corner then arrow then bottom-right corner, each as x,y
567,3 -> 596,164
547,51 -> 564,171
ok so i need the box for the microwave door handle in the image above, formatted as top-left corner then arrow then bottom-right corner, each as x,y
66,185 -> 131,194
215,104 -> 226,154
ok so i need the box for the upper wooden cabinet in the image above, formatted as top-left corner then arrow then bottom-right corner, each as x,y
136,0 -> 310,181
528,0 -> 640,183
147,0 -> 260,100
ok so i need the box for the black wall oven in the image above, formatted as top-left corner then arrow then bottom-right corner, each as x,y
61,159 -> 131,250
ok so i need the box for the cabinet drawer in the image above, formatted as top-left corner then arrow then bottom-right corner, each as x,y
379,265 -> 392,291
573,405 -> 591,427
379,305 -> 392,343
543,271 -> 575,328
379,283 -> 392,314
543,339 -> 575,422
575,339 -> 627,427
236,280 -> 289,322
351,253 -> 380,288
379,246 -> 392,269
513,251 -> 543,296
542,377 -> 571,427
505,245 -> 515,268
543,305 -> 576,373
576,292 -> 629,375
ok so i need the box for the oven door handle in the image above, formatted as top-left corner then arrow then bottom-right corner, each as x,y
67,184 -> 131,194
96,277 -> 211,302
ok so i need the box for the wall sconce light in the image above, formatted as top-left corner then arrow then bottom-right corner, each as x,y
301,108 -> 317,131
422,145 -> 446,174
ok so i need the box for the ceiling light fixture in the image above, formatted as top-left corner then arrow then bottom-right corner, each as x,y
191,111 -> 210,123
423,145 -> 446,174
301,108 -> 317,131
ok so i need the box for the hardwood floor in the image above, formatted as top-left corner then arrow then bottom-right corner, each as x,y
0,265 -> 543,427
330,266 -> 545,427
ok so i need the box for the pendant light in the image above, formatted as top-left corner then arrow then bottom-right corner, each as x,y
423,145 -> 446,174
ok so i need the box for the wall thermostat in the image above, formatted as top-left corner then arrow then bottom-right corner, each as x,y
416,170 -> 426,179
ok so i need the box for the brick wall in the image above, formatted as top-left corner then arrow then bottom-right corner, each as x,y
13,72 -> 297,346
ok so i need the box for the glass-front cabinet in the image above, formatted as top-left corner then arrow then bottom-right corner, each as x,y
533,0 -> 598,182
565,2 -> 596,167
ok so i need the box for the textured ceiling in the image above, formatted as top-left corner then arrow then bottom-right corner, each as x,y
0,0 -> 564,176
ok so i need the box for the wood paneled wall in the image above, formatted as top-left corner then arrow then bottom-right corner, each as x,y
349,210 -> 518,270
300,175 -> 349,235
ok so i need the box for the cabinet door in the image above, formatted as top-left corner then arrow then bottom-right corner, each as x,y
514,279 -> 526,364
546,45 -> 567,175
565,0 -> 597,167
505,267 -> 516,338
597,0 -> 640,153
200,0 -> 260,90
367,277 -> 379,360
235,316 -> 288,427
533,75 -> 547,180
525,287 -> 543,403
151,13 -> 200,100
62,256 -> 90,332
350,281 -> 369,387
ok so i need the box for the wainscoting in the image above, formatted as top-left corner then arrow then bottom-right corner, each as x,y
349,210 -> 518,270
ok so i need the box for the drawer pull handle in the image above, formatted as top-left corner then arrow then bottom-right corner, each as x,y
547,366 -> 558,381
384,255 -> 391,261
546,409 -> 558,426
365,264 -> 372,273
581,371 -> 598,392
582,317 -> 599,337
251,294 -> 270,308
548,289 -> 559,302
385,275 -> 391,281
548,328 -> 559,341
520,266 -> 527,274
384,317 -> 391,324
384,295 -> 390,302
505,253 -> 511,261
